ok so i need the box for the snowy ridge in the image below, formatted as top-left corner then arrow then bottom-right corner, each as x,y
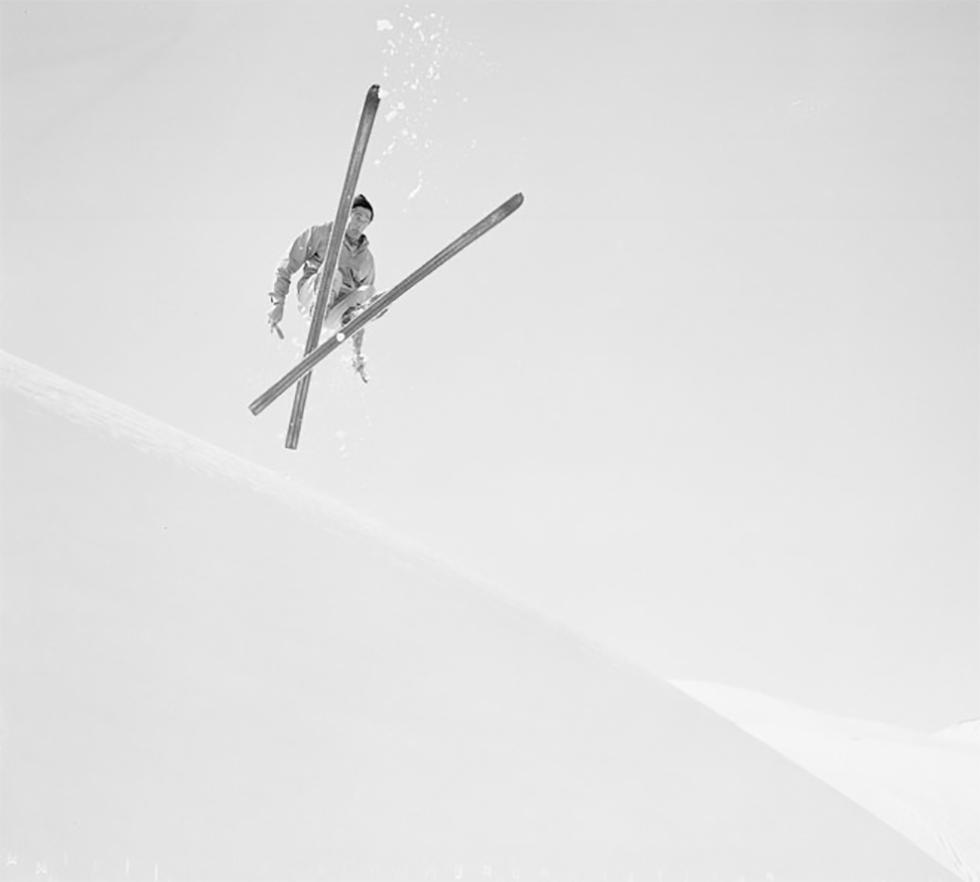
673,680 -> 980,882
0,350 -> 368,526
0,348 -> 677,689
939,719 -> 980,747
0,348 -> 490,595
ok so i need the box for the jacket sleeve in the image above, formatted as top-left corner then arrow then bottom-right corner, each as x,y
356,251 -> 376,289
271,225 -> 316,303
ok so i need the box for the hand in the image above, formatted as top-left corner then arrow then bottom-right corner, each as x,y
267,299 -> 285,338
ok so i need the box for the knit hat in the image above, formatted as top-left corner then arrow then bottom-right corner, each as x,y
352,194 -> 374,219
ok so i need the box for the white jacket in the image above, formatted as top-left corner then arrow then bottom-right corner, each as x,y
272,222 -> 375,305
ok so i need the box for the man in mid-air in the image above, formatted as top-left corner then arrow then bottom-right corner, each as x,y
267,194 -> 376,382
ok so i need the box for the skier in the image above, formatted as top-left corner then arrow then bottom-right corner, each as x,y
267,194 -> 377,382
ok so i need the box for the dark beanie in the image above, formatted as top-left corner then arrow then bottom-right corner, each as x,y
352,193 -> 374,218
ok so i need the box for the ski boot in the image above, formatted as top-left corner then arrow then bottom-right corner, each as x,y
352,352 -> 369,383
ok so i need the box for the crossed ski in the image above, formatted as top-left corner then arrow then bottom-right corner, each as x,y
283,85 -> 379,450
253,84 -> 523,449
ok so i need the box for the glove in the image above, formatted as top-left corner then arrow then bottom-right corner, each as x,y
267,296 -> 285,337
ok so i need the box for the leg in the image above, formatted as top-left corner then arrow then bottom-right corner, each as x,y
298,268 -> 342,319
351,329 -> 369,382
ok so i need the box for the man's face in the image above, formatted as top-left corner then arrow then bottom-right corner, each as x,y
347,207 -> 372,238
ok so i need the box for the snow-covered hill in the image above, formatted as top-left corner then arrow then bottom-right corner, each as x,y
673,681 -> 980,882
0,350 -> 956,881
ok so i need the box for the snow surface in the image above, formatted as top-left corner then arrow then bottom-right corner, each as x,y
0,349 -> 958,881
0,351 -> 434,568
939,720 -> 980,748
673,681 -> 980,882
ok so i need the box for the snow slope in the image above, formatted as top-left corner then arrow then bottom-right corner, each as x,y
0,349 -> 956,881
939,720 -> 980,748
673,681 -> 980,882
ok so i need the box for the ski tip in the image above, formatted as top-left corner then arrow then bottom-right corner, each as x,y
503,192 -> 524,213
368,84 -> 382,99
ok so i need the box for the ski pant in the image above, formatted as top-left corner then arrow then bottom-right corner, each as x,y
296,266 -> 374,355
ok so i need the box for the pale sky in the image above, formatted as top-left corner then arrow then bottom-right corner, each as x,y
2,1 -> 977,729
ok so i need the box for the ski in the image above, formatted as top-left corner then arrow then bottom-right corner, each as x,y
284,84 -> 380,450
249,192 -> 524,417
